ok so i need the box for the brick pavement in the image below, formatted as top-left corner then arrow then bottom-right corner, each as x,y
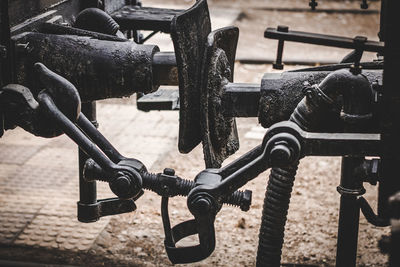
0,101 -> 179,252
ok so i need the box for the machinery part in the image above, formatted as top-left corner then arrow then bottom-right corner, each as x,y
33,63 -> 250,222
257,68 -> 375,267
257,163 -> 298,266
0,84 -> 62,137
162,117 -> 379,264
13,31 -> 159,101
0,62 -> 82,137
272,25 -> 288,70
38,22 -> 127,42
309,0 -> 318,10
361,0 -> 369,9
171,0 -> 211,153
111,5 -> 183,33
265,26 -> 383,54
201,26 -> 240,168
259,69 -> 382,128
74,8 -> 120,36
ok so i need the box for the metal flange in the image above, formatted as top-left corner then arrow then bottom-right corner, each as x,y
201,26 -> 240,168
170,0 -> 211,154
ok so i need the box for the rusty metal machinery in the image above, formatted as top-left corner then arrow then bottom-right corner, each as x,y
0,0 -> 399,266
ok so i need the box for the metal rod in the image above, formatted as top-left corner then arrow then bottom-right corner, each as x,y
79,102 -> 97,205
77,114 -> 124,163
265,27 -> 384,54
335,156 -> 364,267
236,57 -> 338,66
222,83 -> 260,117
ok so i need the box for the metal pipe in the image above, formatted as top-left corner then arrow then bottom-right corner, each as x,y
336,157 -> 364,267
78,103 -> 97,208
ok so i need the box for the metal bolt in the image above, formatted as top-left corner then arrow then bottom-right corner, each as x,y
309,0 -> 318,10
360,0 -> 368,9
163,168 -> 175,176
240,190 -> 252,211
372,79 -> 383,92
190,196 -> 211,215
113,176 -> 131,196
350,36 -> 367,75
270,142 -> 292,166
273,25 -> 289,70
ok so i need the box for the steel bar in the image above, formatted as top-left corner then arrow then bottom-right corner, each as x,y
222,83 -> 260,117
152,52 -> 178,86
79,102 -> 97,213
335,157 -> 363,267
265,27 -> 384,54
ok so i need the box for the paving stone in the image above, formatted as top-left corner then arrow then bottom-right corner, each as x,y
0,194 -> 46,214
0,144 -> 42,165
38,198 -> 77,217
24,147 -> 77,167
0,164 -> 19,179
15,215 -> 110,251
0,212 -> 34,245
0,128 -> 51,147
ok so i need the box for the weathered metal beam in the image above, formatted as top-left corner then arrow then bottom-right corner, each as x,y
222,83 -> 260,117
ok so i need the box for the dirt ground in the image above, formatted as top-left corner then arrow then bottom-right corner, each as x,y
0,0 -> 389,266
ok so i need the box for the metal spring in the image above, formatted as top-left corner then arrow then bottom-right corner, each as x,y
256,164 -> 298,267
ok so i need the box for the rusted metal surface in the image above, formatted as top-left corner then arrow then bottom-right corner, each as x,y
12,32 -> 159,101
152,52 -> 178,86
258,69 -> 383,128
171,0 -> 211,153
201,26 -> 240,168
112,5 -> 183,33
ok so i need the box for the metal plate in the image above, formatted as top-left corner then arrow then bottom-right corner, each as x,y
201,26 -> 239,168
112,6 -> 183,33
170,0 -> 211,153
